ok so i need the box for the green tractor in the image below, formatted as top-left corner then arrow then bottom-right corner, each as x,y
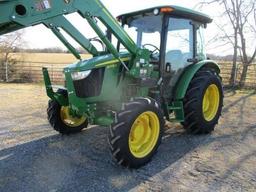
0,0 -> 223,168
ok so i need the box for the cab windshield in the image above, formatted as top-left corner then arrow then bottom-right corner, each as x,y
119,15 -> 162,58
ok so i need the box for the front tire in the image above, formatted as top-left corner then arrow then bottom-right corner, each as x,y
47,91 -> 88,134
183,68 -> 223,134
108,98 -> 164,168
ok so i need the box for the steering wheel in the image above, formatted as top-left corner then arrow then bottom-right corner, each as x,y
142,44 -> 160,61
143,44 -> 160,54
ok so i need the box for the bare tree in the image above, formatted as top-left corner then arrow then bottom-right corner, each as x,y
199,0 -> 256,87
0,31 -> 24,82
237,0 -> 256,86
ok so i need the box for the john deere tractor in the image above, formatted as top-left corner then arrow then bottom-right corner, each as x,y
0,0 -> 223,168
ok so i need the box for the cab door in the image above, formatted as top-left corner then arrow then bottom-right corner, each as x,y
165,17 -> 194,73
161,17 -> 195,99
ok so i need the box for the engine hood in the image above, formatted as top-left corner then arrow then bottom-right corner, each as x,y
66,52 -> 131,72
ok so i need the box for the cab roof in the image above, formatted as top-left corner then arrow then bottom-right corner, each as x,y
117,5 -> 212,24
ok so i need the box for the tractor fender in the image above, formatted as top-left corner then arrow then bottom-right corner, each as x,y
174,60 -> 220,100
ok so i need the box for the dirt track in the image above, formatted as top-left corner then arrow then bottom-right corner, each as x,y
0,83 -> 255,192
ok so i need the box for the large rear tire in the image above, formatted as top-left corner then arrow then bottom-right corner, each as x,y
108,98 -> 164,168
183,68 -> 223,134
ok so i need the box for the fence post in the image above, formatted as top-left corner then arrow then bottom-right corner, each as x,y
29,62 -> 31,80
5,61 -> 8,82
51,64 -> 53,82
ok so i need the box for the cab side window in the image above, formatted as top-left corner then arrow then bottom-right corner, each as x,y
165,18 -> 193,71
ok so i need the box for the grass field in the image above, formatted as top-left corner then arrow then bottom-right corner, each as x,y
8,53 -> 91,63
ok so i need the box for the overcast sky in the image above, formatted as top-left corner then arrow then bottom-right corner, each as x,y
22,0 -> 232,55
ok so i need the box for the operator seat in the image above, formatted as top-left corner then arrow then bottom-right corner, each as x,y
165,50 -> 183,71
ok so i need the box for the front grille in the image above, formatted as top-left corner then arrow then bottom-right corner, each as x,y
73,68 -> 105,98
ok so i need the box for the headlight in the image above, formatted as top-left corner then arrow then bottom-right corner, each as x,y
71,70 -> 92,81
153,8 -> 159,15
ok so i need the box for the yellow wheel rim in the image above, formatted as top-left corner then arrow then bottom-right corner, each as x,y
202,84 -> 220,122
129,111 -> 160,158
60,106 -> 86,127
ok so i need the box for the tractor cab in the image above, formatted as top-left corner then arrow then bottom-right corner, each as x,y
116,6 -> 212,79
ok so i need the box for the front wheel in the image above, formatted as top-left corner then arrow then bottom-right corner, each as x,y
47,100 -> 88,134
183,68 -> 223,134
108,98 -> 164,168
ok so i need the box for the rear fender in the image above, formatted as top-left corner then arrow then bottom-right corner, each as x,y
174,60 -> 220,100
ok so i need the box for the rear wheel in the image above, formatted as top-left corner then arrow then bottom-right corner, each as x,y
183,68 -> 223,134
108,98 -> 164,168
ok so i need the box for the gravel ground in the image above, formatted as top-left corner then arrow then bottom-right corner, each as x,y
0,83 -> 255,192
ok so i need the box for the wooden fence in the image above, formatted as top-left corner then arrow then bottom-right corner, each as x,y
1,60 -> 256,87
220,62 -> 256,87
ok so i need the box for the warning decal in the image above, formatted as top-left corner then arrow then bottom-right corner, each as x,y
35,0 -> 51,11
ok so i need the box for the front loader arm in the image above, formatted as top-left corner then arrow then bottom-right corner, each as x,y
0,0 -> 149,63
0,0 -> 99,58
